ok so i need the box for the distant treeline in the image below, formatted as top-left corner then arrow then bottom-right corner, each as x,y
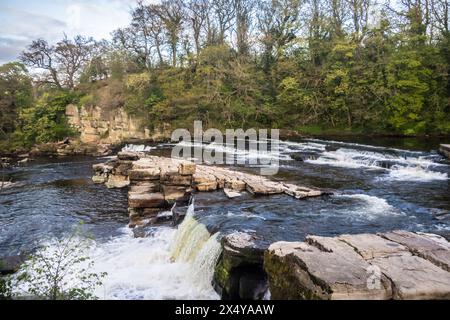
1,0 -> 450,151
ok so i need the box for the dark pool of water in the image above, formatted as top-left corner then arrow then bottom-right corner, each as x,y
0,157 -> 128,256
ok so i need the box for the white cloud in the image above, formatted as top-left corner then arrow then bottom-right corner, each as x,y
0,0 -> 137,64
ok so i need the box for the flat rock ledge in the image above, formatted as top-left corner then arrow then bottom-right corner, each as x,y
93,152 -> 328,227
265,231 -> 450,300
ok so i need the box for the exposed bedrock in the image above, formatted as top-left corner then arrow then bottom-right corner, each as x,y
265,231 -> 450,300
439,144 -> 450,159
214,232 -> 269,300
92,152 -> 329,227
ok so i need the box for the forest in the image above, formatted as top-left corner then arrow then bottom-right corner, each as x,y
1,0 -> 450,152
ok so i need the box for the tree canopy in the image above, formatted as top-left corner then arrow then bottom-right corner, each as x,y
1,0 -> 450,152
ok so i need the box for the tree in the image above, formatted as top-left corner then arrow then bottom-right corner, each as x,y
0,63 -> 32,137
21,36 -> 94,90
235,0 -> 254,56
186,0 -> 209,55
213,0 -> 236,44
157,0 -> 185,67
20,39 -> 62,89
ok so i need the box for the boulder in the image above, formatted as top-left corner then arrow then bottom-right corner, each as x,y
0,255 -> 27,275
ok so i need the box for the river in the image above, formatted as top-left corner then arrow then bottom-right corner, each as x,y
1,137 -> 449,299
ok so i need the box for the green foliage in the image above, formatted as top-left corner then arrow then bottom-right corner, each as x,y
0,62 -> 33,137
14,227 -> 107,300
3,0 -> 450,148
0,275 -> 13,300
17,91 -> 78,146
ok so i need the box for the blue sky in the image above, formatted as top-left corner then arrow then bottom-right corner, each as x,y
0,0 -> 145,64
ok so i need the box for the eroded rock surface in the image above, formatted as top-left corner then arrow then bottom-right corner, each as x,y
265,231 -> 450,300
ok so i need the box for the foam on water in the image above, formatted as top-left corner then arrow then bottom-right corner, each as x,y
305,138 -> 425,155
334,194 -> 404,220
16,202 -> 222,300
89,228 -> 219,300
176,141 -> 292,162
121,144 -> 155,153
385,165 -> 449,182
304,146 -> 449,182
90,201 -> 222,300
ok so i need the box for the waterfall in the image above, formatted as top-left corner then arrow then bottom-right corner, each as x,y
170,200 -> 223,291
15,200 -> 223,300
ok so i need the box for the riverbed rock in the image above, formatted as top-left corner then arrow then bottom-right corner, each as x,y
245,179 -> 284,195
223,189 -> 242,199
264,232 -> 450,300
93,163 -> 114,174
214,232 -> 269,300
128,168 -> 161,181
92,174 -> 108,184
178,162 -> 196,175
439,144 -> 450,159
118,152 -> 140,161
105,175 -> 129,189
93,154 -> 329,226
113,160 -> 134,176
162,173 -> 192,186
128,192 -> 165,209
0,255 -> 27,275
380,231 -> 450,272
265,237 -> 392,300
163,185 -> 192,204
129,182 -> 161,194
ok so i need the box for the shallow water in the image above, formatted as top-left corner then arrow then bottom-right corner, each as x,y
1,137 -> 449,299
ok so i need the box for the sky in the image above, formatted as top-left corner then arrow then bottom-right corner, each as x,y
0,0 -> 143,64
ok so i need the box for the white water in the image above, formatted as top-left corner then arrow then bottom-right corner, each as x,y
176,140 -> 293,163
92,203 -> 222,300
383,165 -> 449,182
302,145 -> 449,182
16,203 -> 222,300
334,194 -> 404,220
121,144 -> 155,153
